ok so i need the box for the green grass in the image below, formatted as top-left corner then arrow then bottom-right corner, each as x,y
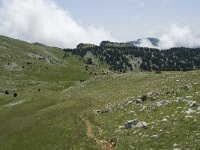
60,71 -> 200,149
0,36 -> 200,149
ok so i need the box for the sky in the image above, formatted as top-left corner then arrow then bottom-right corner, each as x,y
0,0 -> 200,49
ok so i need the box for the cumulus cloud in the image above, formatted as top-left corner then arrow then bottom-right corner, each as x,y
0,0 -> 115,48
135,24 -> 200,49
158,24 -> 200,49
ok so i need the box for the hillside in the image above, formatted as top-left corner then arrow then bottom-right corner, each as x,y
0,35 -> 106,149
64,41 -> 200,73
0,36 -> 200,150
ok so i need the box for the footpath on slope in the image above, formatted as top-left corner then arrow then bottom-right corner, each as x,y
82,117 -> 116,150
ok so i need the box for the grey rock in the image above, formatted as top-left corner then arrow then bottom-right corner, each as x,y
188,101 -> 198,107
125,119 -> 138,129
136,121 -> 148,129
185,108 -> 196,115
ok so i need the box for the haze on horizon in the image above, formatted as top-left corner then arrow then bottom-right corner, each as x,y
0,0 -> 200,49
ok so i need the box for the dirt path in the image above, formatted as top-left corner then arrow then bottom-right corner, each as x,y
82,118 -> 116,150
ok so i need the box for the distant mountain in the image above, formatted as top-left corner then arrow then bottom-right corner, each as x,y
1,35 -> 200,74
64,41 -> 200,72
129,38 -> 160,47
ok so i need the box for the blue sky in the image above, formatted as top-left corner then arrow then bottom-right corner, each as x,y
0,0 -> 200,48
56,0 -> 200,40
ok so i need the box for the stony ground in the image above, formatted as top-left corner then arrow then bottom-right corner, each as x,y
63,71 -> 200,149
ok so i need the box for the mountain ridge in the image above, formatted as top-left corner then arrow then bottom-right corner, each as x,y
64,40 -> 200,73
1,35 -> 200,73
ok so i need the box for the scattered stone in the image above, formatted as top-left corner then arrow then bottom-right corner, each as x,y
135,99 -> 142,104
136,121 -> 148,129
185,95 -> 193,99
4,62 -> 22,71
142,135 -> 149,137
185,108 -> 196,115
196,133 -> 200,136
151,135 -> 159,138
173,143 -> 178,147
182,85 -> 192,90
162,118 -> 168,122
94,96 -> 150,114
118,126 -> 124,129
125,120 -> 138,129
173,148 -> 181,150
176,97 -> 181,100
124,120 -> 148,129
133,129 -> 139,134
198,107 -> 200,111
188,101 -> 198,107
2,100 -> 27,108
185,115 -> 193,118
126,100 -> 134,105
139,106 -> 147,112
156,101 -> 163,107
95,110 -> 101,113
129,145 -> 134,149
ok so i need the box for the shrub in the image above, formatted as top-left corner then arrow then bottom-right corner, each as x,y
5,90 -> 9,95
86,58 -> 93,65
141,95 -> 148,101
13,93 -> 17,97
155,70 -> 162,74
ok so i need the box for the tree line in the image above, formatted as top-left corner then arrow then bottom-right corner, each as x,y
63,41 -> 200,73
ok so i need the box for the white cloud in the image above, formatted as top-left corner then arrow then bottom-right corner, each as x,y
0,0 -> 115,48
158,24 -> 200,49
136,24 -> 200,49
135,39 -> 158,49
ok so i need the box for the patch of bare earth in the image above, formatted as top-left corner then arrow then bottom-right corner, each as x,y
82,118 -> 115,150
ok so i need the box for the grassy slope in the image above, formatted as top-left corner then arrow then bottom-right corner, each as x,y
0,36 -> 100,149
0,36 -> 200,149
78,72 -> 200,149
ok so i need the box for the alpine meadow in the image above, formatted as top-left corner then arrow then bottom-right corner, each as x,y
1,0 -> 200,150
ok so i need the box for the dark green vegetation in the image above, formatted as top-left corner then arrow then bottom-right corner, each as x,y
64,41 -> 200,73
1,36 -> 200,150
